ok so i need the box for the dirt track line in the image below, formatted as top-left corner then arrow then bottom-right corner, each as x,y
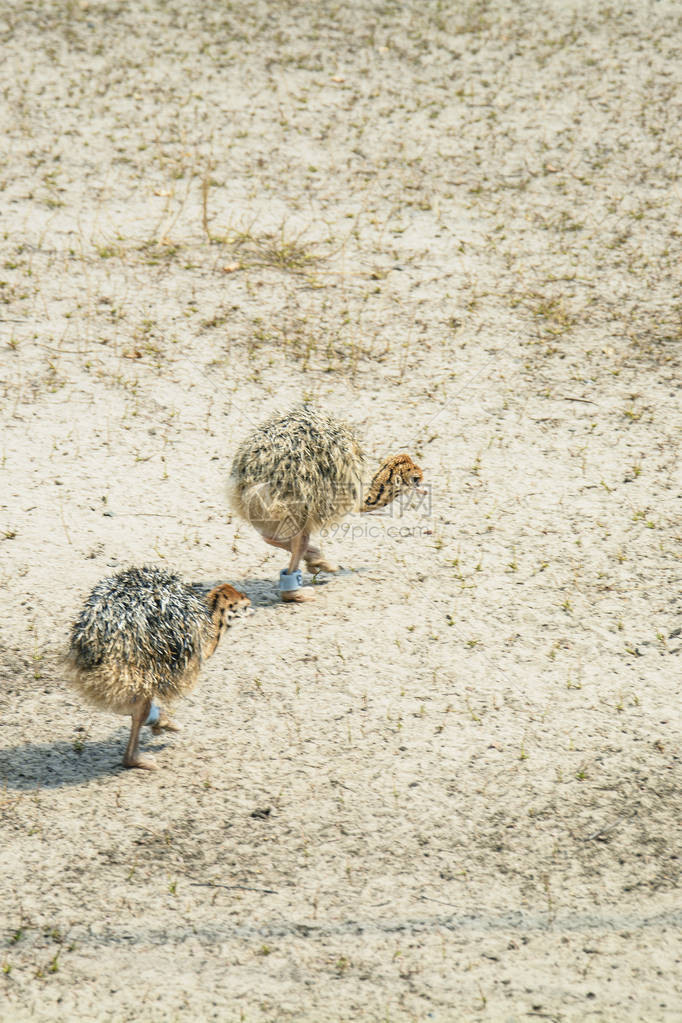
13,908 -> 679,949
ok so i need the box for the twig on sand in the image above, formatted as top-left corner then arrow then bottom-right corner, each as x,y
557,394 -> 600,405
59,501 -> 72,545
190,881 -> 277,894
582,813 -> 632,842
419,894 -> 461,909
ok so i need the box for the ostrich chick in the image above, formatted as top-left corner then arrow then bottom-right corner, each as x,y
227,404 -> 425,602
66,566 -> 250,770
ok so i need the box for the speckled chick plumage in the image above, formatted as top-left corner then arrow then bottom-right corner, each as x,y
227,405 -> 366,538
66,566 -> 239,712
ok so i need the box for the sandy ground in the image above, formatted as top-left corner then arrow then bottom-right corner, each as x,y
0,1 -> 681,1020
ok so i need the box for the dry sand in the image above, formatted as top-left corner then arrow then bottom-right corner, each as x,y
0,1 -> 680,1020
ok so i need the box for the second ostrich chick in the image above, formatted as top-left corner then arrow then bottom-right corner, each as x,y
227,404 -> 425,602
66,566 -> 251,770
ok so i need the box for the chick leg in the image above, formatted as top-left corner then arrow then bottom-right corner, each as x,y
264,533 -> 337,573
123,698 -> 158,771
150,709 -> 182,735
263,536 -> 292,553
303,541 -> 339,574
281,531 -> 315,603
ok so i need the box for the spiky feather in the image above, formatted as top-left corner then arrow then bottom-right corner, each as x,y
67,566 -> 224,711
227,404 -> 366,537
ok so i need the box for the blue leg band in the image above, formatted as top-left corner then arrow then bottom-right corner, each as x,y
279,569 -> 303,592
145,703 -> 161,727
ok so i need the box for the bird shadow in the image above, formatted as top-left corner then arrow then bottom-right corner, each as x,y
192,569 -> 359,608
191,576 -> 281,607
0,733 -> 171,790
